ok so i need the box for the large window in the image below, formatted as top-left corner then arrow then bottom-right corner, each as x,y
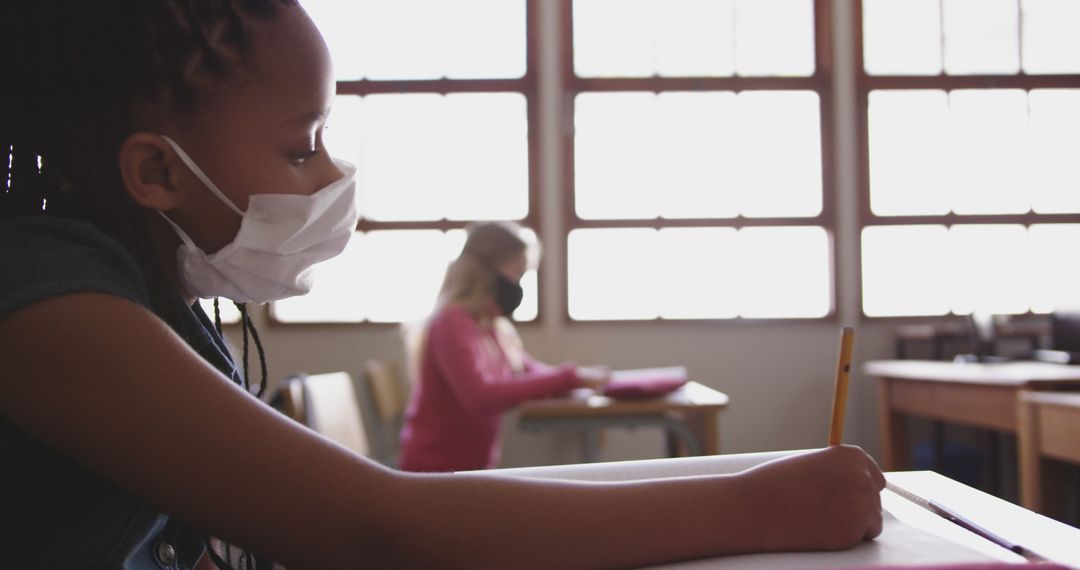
857,0 -> 1080,318
564,0 -> 835,320
271,0 -> 539,323
859,0 -> 1080,315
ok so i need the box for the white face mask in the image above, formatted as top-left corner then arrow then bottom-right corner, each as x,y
158,135 -> 358,303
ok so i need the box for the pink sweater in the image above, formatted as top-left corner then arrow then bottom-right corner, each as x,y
398,304 -> 581,472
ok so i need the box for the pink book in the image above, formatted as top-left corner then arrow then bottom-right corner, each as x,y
602,366 -> 688,399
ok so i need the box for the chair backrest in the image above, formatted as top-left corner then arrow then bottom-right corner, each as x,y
361,360 -> 411,466
1017,390 -> 1080,518
1050,310 -> 1080,353
364,359 -> 407,425
271,372 -> 370,457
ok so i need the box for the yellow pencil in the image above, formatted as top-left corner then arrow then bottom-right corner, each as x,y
828,326 -> 856,446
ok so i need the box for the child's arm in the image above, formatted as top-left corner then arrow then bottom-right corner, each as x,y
0,293 -> 883,569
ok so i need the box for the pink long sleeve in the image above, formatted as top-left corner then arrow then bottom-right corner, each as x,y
397,305 -> 581,472
427,306 -> 579,415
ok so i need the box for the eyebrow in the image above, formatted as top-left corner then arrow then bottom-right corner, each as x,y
282,108 -> 330,127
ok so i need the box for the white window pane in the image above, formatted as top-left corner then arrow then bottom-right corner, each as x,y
948,90 -> 1029,214
737,91 -> 822,217
442,94 -> 529,221
574,0 -> 740,78
573,0 -> 656,77
737,227 -> 830,318
357,94 -> 528,221
355,230 -> 458,323
942,0 -> 1020,75
655,0 -> 736,77
574,0 -> 809,78
1029,225 -> 1080,313
862,0 -> 943,75
1029,90 -> 1080,214
271,228 -> 538,324
304,0 -> 526,80
272,232 -> 369,323
574,93 -> 659,219
862,225 -> 952,317
513,269 -> 539,321
655,93 -> 740,219
359,94 -> 448,220
576,91 -> 821,220
325,95 -> 364,166
735,0 -> 815,77
947,225 -> 1030,315
656,228 -> 740,319
197,298 -> 242,324
868,90 -> 950,215
441,0 -> 528,79
302,0 -> 367,80
1022,0 -> 1080,74
568,229 -> 660,320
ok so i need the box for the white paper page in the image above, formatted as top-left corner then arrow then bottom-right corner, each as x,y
488,450 -> 798,482
485,453 -> 1008,569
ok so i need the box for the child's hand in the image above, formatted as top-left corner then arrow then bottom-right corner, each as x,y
574,366 -> 611,390
734,445 -> 886,552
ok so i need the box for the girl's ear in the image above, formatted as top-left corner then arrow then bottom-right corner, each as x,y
118,132 -> 183,211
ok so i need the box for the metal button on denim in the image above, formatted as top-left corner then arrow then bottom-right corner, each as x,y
155,541 -> 177,567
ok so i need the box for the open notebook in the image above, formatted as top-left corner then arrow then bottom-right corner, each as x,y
484,451 -> 1022,569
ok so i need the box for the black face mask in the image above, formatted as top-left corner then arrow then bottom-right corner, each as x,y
494,273 -> 524,317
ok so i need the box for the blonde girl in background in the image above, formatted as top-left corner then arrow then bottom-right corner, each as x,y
398,221 -> 609,473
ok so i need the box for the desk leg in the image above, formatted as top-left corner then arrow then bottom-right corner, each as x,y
698,411 -> 719,456
1018,399 -> 1068,519
678,411 -> 719,456
933,421 -> 946,473
582,430 -> 600,463
987,431 -> 1002,495
1019,396 -> 1042,512
879,378 -> 909,471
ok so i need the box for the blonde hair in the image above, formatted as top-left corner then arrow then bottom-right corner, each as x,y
437,221 -> 536,319
403,221 -> 537,380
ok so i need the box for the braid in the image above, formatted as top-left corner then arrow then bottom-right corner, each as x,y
213,297 -> 224,338
2,2 -> 296,568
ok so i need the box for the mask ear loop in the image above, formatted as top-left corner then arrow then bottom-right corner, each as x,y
158,134 -> 247,216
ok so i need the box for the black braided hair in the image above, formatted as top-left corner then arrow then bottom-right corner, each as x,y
1,2 -> 297,568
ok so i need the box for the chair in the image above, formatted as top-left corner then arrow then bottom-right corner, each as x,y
361,360 -> 409,465
270,371 -> 371,457
1017,390 -> 1080,521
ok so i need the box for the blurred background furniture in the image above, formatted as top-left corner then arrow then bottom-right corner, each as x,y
270,371 -> 371,457
518,381 -> 730,462
1018,390 -> 1080,526
865,359 -> 1080,499
360,359 -> 410,466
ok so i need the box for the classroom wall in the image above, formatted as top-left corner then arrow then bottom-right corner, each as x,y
224,0 -> 907,467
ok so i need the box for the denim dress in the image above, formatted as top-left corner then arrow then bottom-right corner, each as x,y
0,217 -> 244,569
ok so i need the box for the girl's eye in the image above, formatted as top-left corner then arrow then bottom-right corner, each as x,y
288,147 -> 318,165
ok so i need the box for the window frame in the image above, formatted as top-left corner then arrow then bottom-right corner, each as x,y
267,0 -> 544,326
558,0 -> 839,323
853,0 -> 1080,321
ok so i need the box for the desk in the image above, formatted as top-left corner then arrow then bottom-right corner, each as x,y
486,451 -> 1080,568
517,381 -> 730,461
1018,390 -> 1080,519
865,360 -> 1080,473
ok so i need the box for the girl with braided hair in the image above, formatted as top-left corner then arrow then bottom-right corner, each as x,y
0,1 -> 885,568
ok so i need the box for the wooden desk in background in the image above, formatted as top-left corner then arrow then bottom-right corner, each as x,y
865,360 -> 1080,473
1018,390 -> 1080,520
517,381 -> 730,462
